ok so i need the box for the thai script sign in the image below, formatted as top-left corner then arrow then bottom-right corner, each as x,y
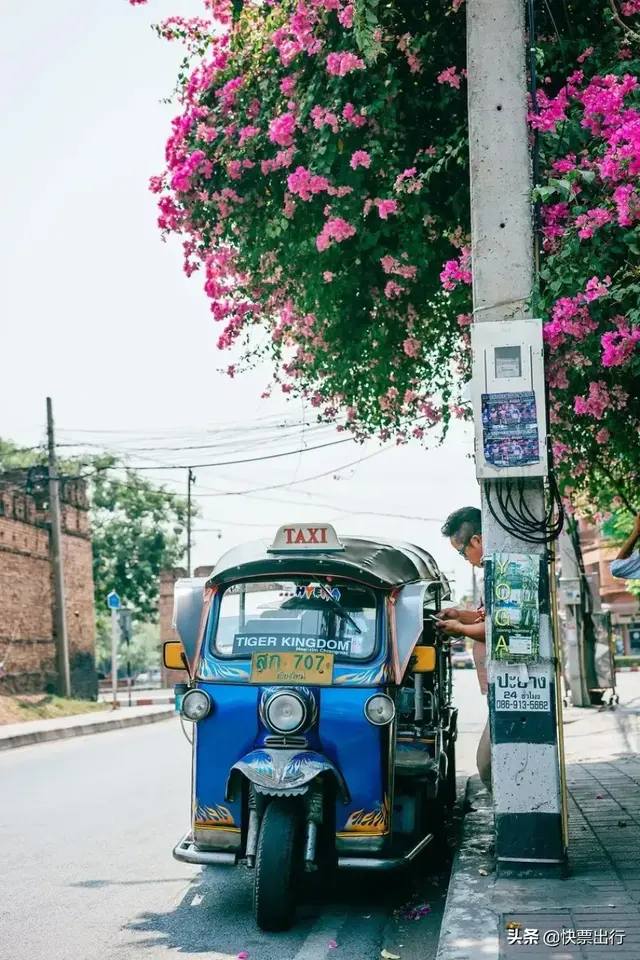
494,670 -> 550,712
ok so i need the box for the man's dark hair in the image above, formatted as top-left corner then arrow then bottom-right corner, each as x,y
441,506 -> 482,543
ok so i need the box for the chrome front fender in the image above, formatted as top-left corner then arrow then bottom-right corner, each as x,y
226,749 -> 350,803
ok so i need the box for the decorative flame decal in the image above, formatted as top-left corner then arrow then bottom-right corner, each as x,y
194,803 -> 236,827
341,795 -> 390,834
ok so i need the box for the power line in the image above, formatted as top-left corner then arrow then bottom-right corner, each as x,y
86,435 -> 358,473
55,412 -> 325,437
191,444 -> 392,497
55,421 -> 333,449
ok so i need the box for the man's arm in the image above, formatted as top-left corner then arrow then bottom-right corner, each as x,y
615,514 -> 640,561
435,619 -> 486,641
437,607 -> 481,626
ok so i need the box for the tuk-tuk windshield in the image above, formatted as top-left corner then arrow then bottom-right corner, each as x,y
213,579 -> 378,660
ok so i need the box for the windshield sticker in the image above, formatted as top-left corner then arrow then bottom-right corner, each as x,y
232,633 -> 353,655
349,635 -> 365,655
295,585 -> 342,602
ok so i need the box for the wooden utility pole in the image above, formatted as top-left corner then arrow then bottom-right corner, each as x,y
46,397 -> 71,697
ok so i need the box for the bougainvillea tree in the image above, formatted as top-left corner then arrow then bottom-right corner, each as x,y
130,0 -> 639,515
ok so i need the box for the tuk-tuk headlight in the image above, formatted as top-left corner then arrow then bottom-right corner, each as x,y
181,689 -> 212,722
365,694 -> 395,726
264,692 -> 307,734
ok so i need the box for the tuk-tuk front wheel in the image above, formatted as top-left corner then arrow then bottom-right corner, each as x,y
254,798 -> 301,932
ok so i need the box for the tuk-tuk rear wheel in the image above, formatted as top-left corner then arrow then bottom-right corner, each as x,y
254,798 -> 301,932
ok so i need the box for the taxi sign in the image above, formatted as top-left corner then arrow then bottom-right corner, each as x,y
267,523 -> 344,553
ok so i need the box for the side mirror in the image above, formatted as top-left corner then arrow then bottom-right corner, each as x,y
412,646 -> 436,673
163,640 -> 186,671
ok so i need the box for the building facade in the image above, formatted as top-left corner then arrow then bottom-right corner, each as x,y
0,470 -> 97,697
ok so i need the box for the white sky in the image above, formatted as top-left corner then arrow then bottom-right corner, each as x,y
0,0 -> 479,600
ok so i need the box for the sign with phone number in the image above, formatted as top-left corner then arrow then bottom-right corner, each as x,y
494,671 -> 551,712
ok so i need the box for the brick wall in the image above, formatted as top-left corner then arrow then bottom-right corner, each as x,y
0,472 -> 97,697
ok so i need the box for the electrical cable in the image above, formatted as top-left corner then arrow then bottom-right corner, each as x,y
180,444 -> 393,497
69,434 -> 358,480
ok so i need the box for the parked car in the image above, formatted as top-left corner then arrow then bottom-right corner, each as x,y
135,668 -> 162,687
451,647 -> 474,669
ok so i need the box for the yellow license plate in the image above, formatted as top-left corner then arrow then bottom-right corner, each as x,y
250,651 -> 334,685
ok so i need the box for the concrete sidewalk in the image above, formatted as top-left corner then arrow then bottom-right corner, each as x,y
437,688 -> 640,960
0,703 -> 176,751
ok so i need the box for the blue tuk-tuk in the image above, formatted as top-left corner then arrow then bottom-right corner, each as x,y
164,523 -> 457,931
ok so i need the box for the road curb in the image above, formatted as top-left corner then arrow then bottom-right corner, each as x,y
98,697 -> 176,707
435,775 -> 500,960
0,707 -> 176,752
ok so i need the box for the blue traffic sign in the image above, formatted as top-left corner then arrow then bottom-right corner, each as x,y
107,591 -> 121,611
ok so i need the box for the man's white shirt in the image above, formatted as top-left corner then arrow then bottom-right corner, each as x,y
610,552 -> 640,580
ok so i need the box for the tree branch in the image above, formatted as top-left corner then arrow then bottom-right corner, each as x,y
609,0 -> 640,41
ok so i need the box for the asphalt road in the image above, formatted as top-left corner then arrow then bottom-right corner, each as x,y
0,671 -> 486,960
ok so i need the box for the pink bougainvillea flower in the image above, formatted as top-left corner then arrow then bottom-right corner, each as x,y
316,217 -> 357,251
375,198 -> 398,219
350,150 -> 371,170
613,184 -> 640,227
268,113 -> 296,146
583,275 -> 611,302
384,280 -> 405,298
437,66 -> 462,89
440,247 -> 472,290
575,207 -> 613,239
287,166 -> 330,200
280,74 -> 298,95
403,337 -> 421,357
343,102 -> 367,127
338,4 -> 354,27
238,125 -> 261,146
326,51 -> 365,76
380,255 -> 416,279
601,324 -> 640,367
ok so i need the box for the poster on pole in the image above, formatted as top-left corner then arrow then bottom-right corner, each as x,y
481,391 -> 540,468
490,553 -> 541,663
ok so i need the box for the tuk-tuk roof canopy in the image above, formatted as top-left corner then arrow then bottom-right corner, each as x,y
207,535 -> 451,595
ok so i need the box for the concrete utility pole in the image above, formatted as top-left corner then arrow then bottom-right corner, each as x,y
467,0 -> 565,869
46,397 -> 71,698
186,468 -> 195,578
558,528 -> 590,707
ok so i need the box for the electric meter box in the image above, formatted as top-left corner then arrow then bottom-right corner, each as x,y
470,318 -> 548,481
